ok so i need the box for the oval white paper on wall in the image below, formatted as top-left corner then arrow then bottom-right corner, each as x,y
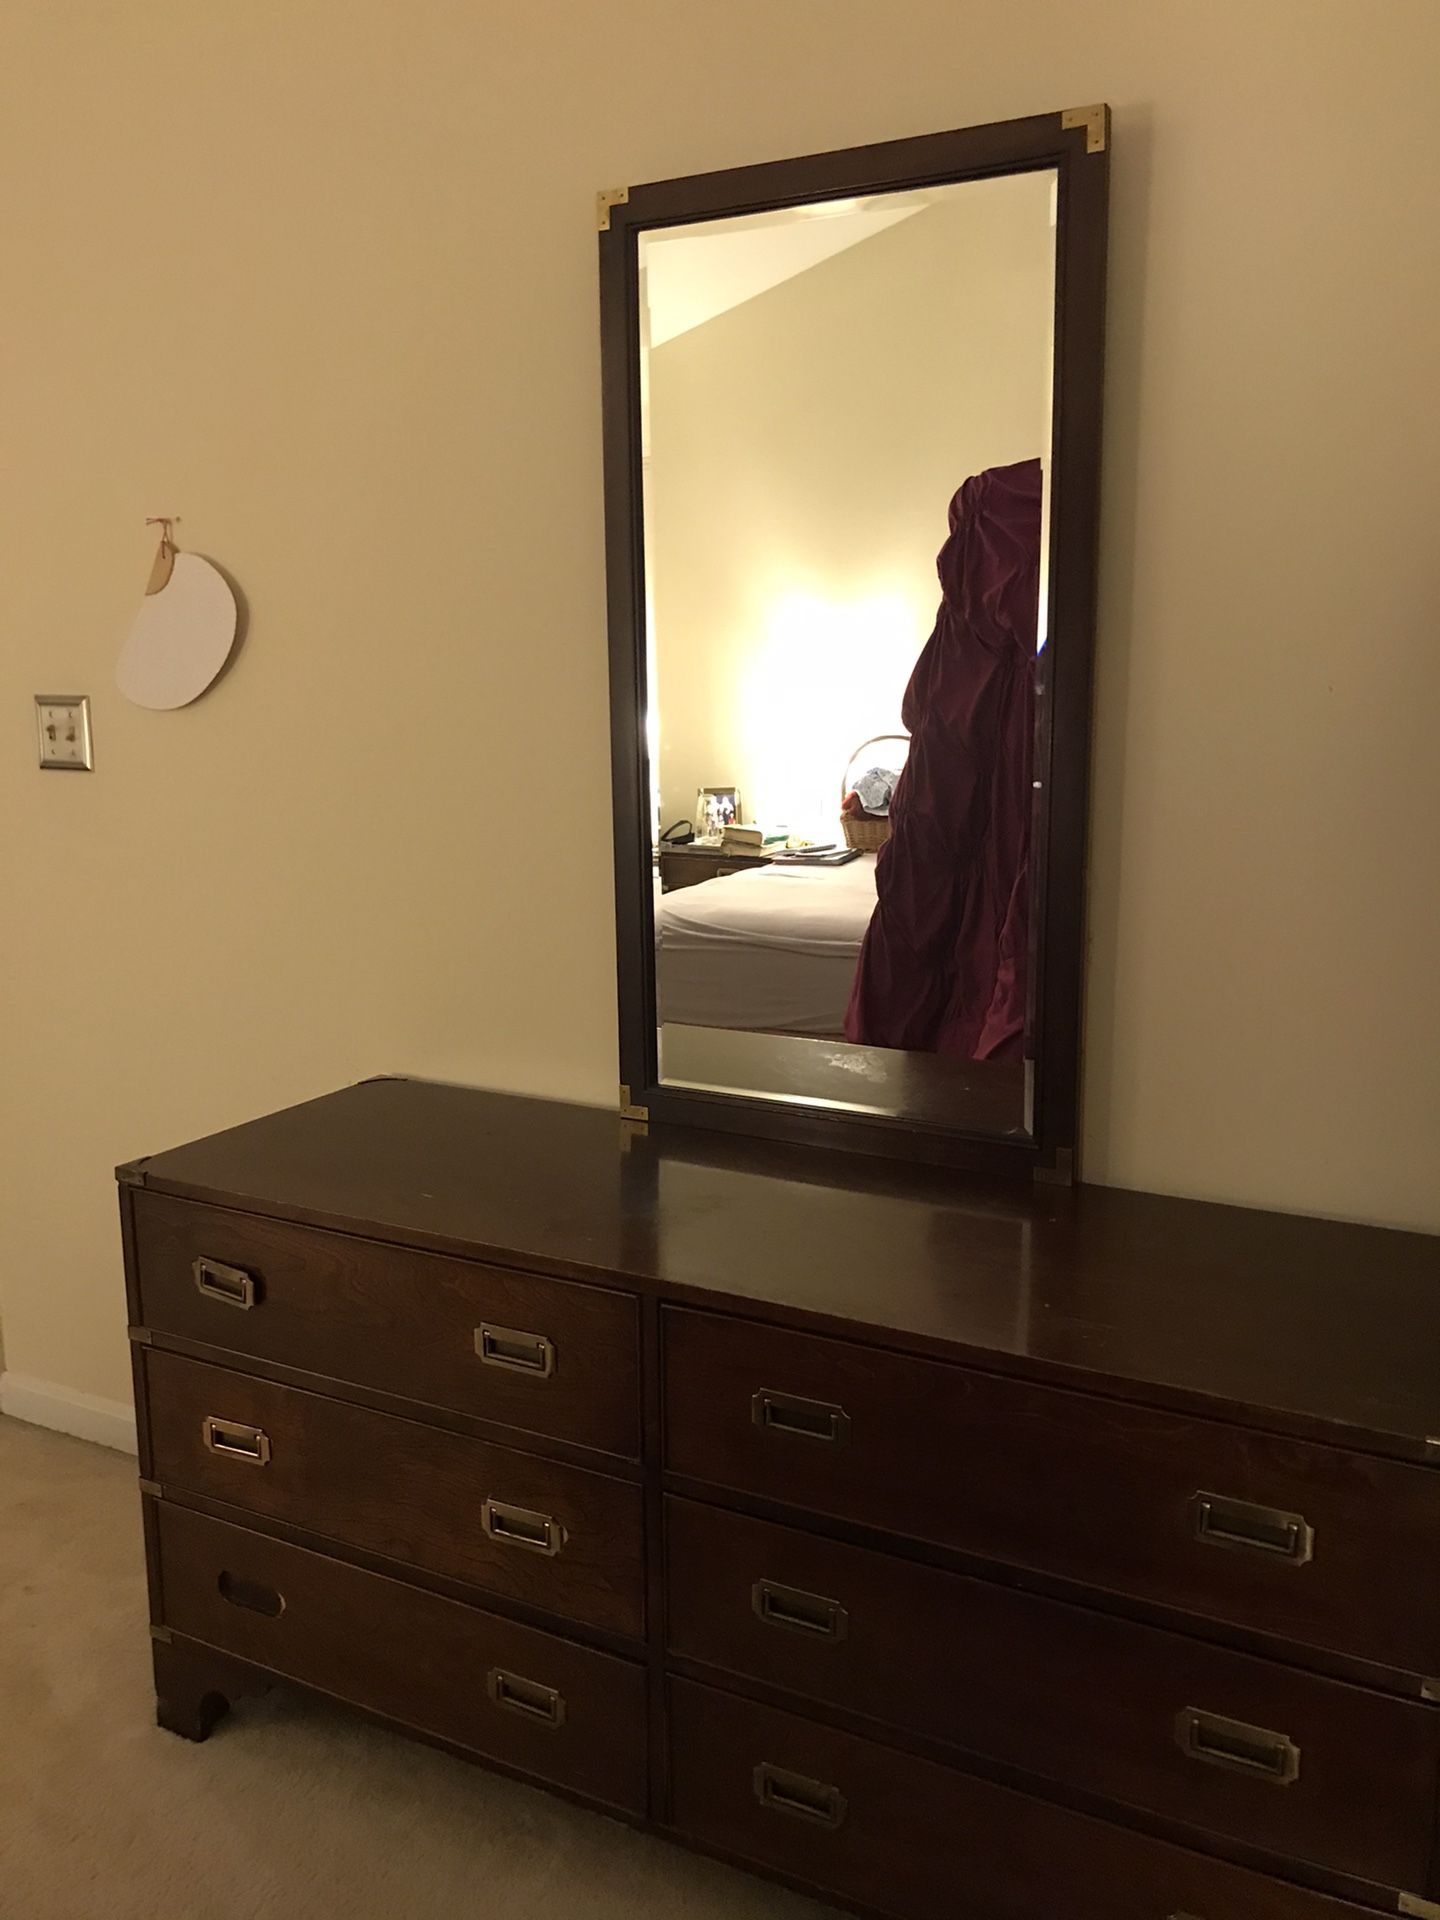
116,552 -> 238,709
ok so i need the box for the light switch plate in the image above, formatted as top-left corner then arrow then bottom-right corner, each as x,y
35,695 -> 94,770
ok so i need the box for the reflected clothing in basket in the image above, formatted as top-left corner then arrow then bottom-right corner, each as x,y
845,458 -> 1041,1061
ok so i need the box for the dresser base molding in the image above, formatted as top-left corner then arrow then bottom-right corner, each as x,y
120,1079 -> 1440,1920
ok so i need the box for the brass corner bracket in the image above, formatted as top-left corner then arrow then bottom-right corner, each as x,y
1061,104 -> 1108,154
1399,1895 -> 1440,1920
620,1085 -> 650,1124
1034,1147 -> 1075,1187
597,187 -> 630,231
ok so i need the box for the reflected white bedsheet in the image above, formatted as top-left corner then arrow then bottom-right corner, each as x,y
655,854 -> 877,1034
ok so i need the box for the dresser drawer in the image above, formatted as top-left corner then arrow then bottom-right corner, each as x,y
145,1351 -> 645,1638
669,1678 -> 1379,1920
133,1192 -> 640,1458
155,1502 -> 646,1814
663,1310 -> 1440,1674
666,1498 -> 1439,1888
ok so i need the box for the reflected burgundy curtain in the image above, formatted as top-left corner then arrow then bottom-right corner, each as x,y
845,457 -> 1041,1061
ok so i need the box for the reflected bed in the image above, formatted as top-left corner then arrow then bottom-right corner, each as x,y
655,854 -> 877,1036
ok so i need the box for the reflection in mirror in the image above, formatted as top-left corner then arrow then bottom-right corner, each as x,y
641,169 -> 1057,1136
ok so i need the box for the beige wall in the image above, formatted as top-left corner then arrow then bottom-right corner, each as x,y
649,177 -> 1055,835
1,2 -> 1437,1412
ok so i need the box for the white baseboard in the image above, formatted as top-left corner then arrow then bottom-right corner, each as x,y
0,1370 -> 138,1454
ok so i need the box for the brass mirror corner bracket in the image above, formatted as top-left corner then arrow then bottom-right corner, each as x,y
620,1085 -> 650,1123
1034,1146 -> 1075,1187
1061,103 -> 1109,153
597,186 -> 630,231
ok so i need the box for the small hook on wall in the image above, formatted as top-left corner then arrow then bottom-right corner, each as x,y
144,516 -> 180,594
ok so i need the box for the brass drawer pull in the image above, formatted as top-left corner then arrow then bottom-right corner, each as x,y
1176,1708 -> 1300,1785
202,1416 -> 272,1466
217,1570 -> 285,1618
487,1667 -> 566,1728
481,1497 -> 566,1556
193,1257 -> 258,1310
475,1323 -> 556,1378
1192,1492 -> 1313,1565
752,1580 -> 849,1641
753,1762 -> 847,1828
751,1389 -> 850,1444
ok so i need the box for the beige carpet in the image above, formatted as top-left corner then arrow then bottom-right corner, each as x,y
0,1415 -> 834,1920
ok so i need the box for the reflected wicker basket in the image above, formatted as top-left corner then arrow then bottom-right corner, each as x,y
841,810 -> 891,852
840,733 -> 909,852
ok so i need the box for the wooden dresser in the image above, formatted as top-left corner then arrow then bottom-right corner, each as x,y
119,1076 -> 1440,1920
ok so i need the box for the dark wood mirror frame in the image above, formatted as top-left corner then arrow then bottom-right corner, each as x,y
600,106 -> 1109,1177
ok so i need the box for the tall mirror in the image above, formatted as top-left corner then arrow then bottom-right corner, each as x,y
601,110 -> 1108,1174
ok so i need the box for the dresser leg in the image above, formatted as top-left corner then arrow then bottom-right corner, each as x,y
152,1640 -> 240,1742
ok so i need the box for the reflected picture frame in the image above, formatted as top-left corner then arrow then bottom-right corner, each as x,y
696,786 -> 742,839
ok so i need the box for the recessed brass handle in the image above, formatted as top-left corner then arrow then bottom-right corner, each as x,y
752,1580 -> 849,1641
193,1257 -> 257,1310
1192,1492 -> 1313,1565
475,1323 -> 556,1378
202,1416 -> 271,1466
753,1762 -> 847,1828
481,1497 -> 566,1556
751,1389 -> 850,1444
217,1570 -> 285,1618
487,1667 -> 566,1727
1176,1708 -> 1300,1786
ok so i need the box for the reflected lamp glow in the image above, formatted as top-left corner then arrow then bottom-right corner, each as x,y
737,587 -> 924,834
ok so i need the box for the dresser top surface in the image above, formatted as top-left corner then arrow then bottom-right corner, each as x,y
123,1076 -> 1440,1460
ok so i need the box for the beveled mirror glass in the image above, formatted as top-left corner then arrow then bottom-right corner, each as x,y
601,110 -> 1108,1173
